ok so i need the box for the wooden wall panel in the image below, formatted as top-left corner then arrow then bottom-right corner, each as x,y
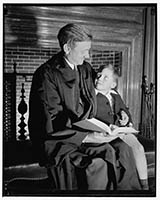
4,5 -> 145,47
143,7 -> 156,84
126,34 -> 144,128
4,4 -> 156,131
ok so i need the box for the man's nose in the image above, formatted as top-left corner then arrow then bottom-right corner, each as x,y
84,52 -> 90,59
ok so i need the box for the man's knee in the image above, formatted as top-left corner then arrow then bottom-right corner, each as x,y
86,158 -> 108,190
87,158 -> 107,173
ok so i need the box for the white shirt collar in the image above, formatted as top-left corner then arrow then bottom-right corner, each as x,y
96,89 -> 117,109
64,57 -> 75,70
95,89 -> 117,96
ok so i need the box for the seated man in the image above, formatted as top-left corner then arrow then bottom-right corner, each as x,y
28,23 -> 141,191
94,63 -> 149,190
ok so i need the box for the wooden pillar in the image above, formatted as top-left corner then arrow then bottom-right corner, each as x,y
140,6 -> 156,139
18,83 -> 27,140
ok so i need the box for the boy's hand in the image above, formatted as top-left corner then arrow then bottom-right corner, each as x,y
110,124 -> 119,131
119,110 -> 129,126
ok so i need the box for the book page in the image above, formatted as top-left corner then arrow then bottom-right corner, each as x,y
73,118 -> 139,136
73,119 -> 107,133
73,118 -> 111,133
87,118 -> 111,134
111,126 -> 139,136
82,132 -> 118,143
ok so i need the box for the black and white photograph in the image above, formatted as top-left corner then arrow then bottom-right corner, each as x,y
2,3 -> 157,198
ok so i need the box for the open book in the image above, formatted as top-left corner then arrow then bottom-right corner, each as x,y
73,118 -> 139,136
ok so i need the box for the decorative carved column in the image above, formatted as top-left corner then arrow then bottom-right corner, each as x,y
18,83 -> 27,140
140,75 -> 155,139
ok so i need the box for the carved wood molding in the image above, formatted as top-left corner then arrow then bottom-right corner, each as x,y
4,5 -> 145,47
92,27 -> 144,129
4,5 -> 152,130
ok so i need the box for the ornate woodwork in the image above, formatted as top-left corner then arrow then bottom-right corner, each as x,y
4,4 -> 156,137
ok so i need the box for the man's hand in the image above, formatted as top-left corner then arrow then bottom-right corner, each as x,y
119,110 -> 129,126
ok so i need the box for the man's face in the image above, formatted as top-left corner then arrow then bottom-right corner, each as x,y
95,68 -> 116,93
66,41 -> 91,66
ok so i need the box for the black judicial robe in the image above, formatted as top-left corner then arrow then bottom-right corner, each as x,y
28,52 -> 97,165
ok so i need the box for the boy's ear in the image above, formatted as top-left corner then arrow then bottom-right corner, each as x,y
111,81 -> 117,89
63,44 -> 71,55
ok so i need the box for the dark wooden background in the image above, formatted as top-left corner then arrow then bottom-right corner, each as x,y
4,5 -> 156,130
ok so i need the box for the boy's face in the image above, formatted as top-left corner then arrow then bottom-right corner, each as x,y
95,68 -> 116,93
66,41 -> 91,66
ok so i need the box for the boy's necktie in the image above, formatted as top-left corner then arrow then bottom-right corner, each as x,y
106,92 -> 114,112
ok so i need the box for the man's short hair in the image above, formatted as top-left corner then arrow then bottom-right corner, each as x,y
57,23 -> 92,50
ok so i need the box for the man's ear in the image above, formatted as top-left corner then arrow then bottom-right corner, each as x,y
63,44 -> 71,55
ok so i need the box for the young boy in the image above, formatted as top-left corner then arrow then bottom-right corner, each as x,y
94,63 -> 149,190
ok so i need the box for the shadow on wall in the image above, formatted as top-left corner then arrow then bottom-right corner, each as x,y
4,5 -> 38,47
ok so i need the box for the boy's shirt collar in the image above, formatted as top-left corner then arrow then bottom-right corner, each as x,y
95,89 -> 117,110
95,89 -> 117,96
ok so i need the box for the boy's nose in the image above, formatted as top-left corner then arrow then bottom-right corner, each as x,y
98,75 -> 103,80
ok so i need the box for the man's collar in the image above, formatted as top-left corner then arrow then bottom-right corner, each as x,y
64,57 -> 75,70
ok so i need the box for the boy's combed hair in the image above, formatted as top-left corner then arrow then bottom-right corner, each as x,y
98,62 -> 119,81
57,23 -> 92,50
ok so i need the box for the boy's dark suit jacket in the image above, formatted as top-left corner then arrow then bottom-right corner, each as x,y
96,91 -> 132,126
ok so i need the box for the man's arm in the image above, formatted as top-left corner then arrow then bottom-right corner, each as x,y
29,65 -> 68,136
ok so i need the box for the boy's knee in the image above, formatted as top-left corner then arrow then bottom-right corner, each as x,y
137,143 -> 145,154
130,136 -> 145,154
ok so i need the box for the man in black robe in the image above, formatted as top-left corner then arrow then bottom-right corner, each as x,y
28,23 -> 141,191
